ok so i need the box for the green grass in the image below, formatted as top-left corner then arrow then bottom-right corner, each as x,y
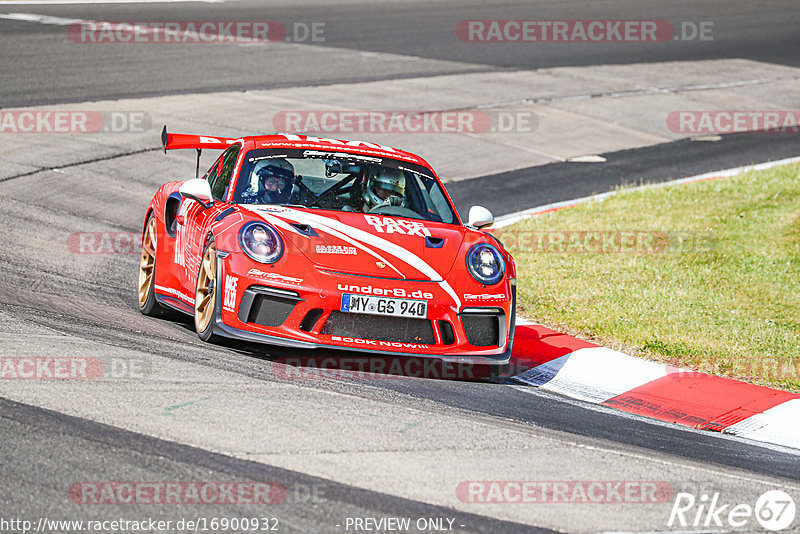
497,163 -> 800,391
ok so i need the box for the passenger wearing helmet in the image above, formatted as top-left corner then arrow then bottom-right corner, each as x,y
241,159 -> 294,204
362,167 -> 406,211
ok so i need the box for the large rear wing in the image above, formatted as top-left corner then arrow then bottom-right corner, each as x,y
161,125 -> 237,152
161,125 -> 238,178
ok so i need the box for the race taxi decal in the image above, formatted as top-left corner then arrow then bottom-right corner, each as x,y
223,275 -> 238,312
276,208 -> 461,307
247,268 -> 303,285
315,244 -> 357,255
364,215 -> 431,237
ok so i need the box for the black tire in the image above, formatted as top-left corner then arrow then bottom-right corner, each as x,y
138,214 -> 162,316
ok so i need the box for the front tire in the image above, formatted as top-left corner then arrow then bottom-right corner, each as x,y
138,214 -> 161,316
194,237 -> 221,342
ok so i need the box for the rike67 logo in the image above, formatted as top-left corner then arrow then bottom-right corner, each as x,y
669,490 -> 796,531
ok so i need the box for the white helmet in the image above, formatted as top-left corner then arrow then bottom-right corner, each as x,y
253,158 -> 293,184
253,158 -> 294,203
363,167 -> 405,209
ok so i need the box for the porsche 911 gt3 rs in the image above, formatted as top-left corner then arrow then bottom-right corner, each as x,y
138,127 -> 516,365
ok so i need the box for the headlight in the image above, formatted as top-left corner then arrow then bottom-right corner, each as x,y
466,243 -> 505,285
239,222 -> 283,263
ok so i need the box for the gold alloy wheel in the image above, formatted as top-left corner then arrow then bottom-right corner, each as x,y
194,242 -> 217,333
137,216 -> 157,308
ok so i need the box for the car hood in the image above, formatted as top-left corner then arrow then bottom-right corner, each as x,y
247,206 -> 466,281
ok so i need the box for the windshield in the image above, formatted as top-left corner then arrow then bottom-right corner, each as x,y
232,148 -> 458,224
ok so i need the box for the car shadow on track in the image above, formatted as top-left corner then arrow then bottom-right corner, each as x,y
248,343 -> 510,383
162,315 -> 584,386
167,314 -> 507,383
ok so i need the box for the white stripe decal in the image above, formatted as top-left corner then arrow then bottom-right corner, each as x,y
277,209 -> 462,309
438,281 -> 461,311
258,211 -> 406,279
154,284 -> 194,306
255,210 -> 313,236
286,210 -> 441,279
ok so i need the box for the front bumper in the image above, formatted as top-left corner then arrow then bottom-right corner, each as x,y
211,251 -> 515,365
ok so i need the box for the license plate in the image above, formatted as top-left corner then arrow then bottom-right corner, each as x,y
340,294 -> 427,318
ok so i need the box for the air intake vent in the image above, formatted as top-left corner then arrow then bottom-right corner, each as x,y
299,309 -> 324,332
246,295 -> 296,327
461,314 -> 501,347
438,320 -> 455,345
237,286 -> 301,327
321,312 -> 435,345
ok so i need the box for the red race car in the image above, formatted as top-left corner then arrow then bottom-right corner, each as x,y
138,128 -> 515,365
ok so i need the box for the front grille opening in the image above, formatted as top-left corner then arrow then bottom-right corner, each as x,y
321,312 -> 435,345
462,314 -> 500,347
246,294 -> 296,327
299,308 -> 324,332
438,320 -> 456,345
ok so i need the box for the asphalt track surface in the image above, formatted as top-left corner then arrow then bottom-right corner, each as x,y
447,132 -> 800,217
2,1 -> 800,533
0,0 -> 799,106
0,398 -> 546,533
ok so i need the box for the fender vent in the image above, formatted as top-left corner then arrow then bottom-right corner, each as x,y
426,236 -> 445,248
164,194 -> 182,238
215,207 -> 237,222
290,223 -> 318,237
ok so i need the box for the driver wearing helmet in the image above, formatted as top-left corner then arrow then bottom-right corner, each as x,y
241,159 -> 294,204
361,167 -> 406,211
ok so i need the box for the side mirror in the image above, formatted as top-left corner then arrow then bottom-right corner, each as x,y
179,179 -> 214,209
467,205 -> 494,229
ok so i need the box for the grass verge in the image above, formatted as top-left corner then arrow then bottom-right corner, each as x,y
496,162 -> 800,392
